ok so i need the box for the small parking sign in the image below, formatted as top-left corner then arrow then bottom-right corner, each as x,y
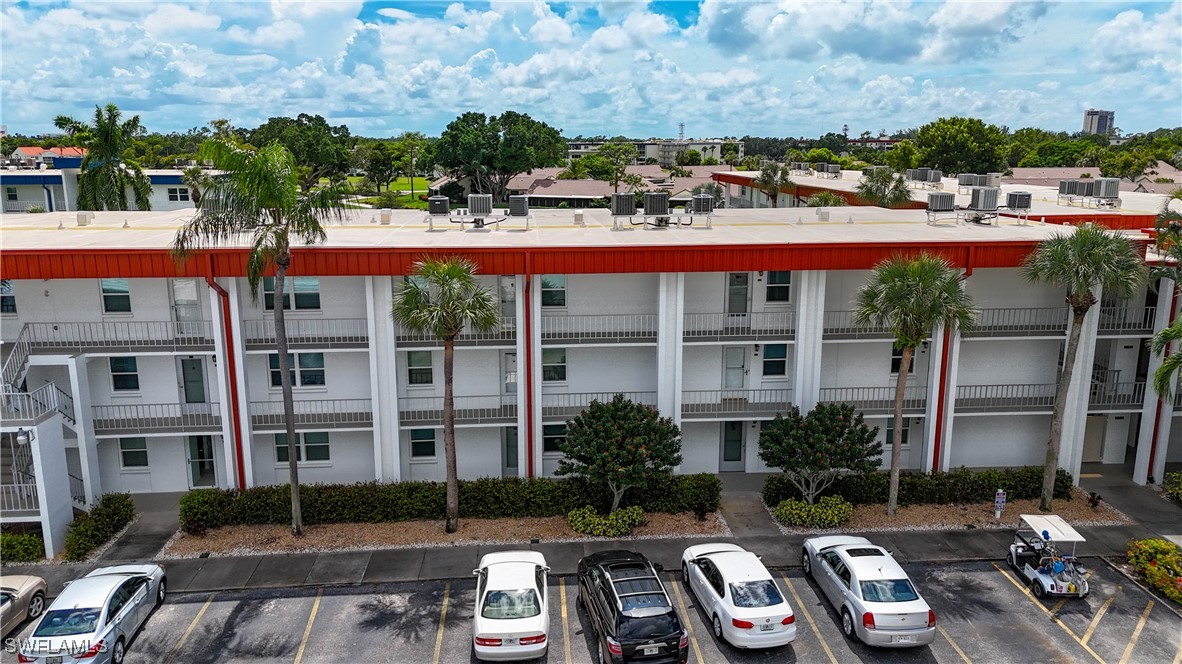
995,489 -> 1007,518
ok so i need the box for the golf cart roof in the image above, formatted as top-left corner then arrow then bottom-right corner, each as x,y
1019,514 -> 1086,543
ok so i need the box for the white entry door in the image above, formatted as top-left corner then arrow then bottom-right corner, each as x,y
171,278 -> 201,336
178,358 -> 209,415
722,347 -> 747,390
720,421 -> 745,472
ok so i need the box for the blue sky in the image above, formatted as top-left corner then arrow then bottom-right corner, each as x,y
1,1 -> 1178,139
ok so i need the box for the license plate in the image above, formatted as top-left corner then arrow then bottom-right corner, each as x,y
760,624 -> 775,631
47,658 -> 63,664
643,646 -> 660,655
504,638 -> 517,646
894,635 -> 915,644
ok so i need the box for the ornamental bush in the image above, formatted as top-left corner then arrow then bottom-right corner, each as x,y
0,532 -> 44,562
773,496 -> 854,529
1127,538 -> 1182,605
63,493 -> 136,561
567,506 -> 647,537
1164,471 -> 1182,505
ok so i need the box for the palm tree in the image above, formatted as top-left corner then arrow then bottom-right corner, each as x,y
806,191 -> 848,207
557,158 -> 589,180
172,137 -> 350,536
1025,225 -> 1145,511
54,104 -> 152,211
181,165 -> 210,206
1146,189 -> 1182,400
854,253 -> 977,516
754,163 -> 793,208
856,168 -> 912,208
392,257 -> 499,533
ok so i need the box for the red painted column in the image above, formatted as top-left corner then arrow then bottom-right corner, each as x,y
205,256 -> 246,490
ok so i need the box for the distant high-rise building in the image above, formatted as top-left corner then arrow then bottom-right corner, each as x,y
1082,109 -> 1115,135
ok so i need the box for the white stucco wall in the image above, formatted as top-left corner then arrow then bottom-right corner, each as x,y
87,354 -> 198,406
957,339 -> 1060,385
98,436 -> 190,493
549,274 -> 659,315
396,348 -> 503,397
244,350 -> 371,401
947,414 -> 1051,468
8,277 -> 195,323
236,276 -> 371,321
821,341 -> 930,387
540,346 -> 657,393
966,269 -> 1064,308
403,426 -> 505,481
251,430 -> 375,486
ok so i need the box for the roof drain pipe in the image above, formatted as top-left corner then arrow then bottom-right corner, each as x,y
932,251 -> 974,473
205,255 -> 247,490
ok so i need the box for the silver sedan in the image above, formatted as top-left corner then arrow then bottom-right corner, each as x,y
1,574 -> 47,637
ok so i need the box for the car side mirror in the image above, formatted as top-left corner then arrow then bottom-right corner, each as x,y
472,569 -> 480,576
543,566 -> 551,573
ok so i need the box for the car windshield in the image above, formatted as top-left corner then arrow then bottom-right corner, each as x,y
860,579 -> 920,603
730,580 -> 784,608
32,609 -> 100,637
481,589 -> 541,619
618,611 -> 681,641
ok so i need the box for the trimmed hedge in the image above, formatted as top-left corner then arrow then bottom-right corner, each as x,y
1164,471 -> 1182,505
1127,538 -> 1182,605
180,474 -> 722,535
568,506 -> 647,537
64,493 -> 136,561
763,466 -> 1074,508
774,496 -> 854,529
0,532 -> 45,562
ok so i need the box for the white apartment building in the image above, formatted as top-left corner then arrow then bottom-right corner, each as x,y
0,160 -> 198,213
567,140 -> 744,167
1,179 -> 1177,556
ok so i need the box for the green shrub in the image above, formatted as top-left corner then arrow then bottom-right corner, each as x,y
1127,538 -> 1182,605
567,506 -> 647,537
26,205 -> 46,213
63,493 -> 136,561
773,496 -> 854,529
0,532 -> 44,562
1164,471 -> 1182,505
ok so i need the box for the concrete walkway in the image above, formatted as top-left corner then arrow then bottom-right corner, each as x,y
98,492 -> 182,562
1080,462 -> 1182,545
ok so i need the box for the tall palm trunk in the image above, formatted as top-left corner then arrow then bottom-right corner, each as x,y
443,337 -> 459,533
1042,309 -> 1086,511
274,259 -> 303,535
887,346 -> 913,516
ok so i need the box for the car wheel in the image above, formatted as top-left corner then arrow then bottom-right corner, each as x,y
841,609 -> 857,642
1032,582 -> 1045,599
683,563 -> 690,583
802,549 -> 811,576
712,614 -> 724,641
111,637 -> 126,664
157,579 -> 167,606
26,591 -> 45,620
599,641 -> 610,664
1007,551 -> 1016,568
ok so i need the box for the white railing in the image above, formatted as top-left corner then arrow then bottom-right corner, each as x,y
822,311 -> 892,338
681,389 -> 793,416
398,394 -> 516,425
1,383 -> 61,424
541,391 -> 657,419
540,314 -> 658,341
24,321 -> 215,350
250,399 -> 373,428
396,316 -> 516,344
1,324 -> 32,388
3,201 -> 41,212
683,312 -> 795,340
955,384 -> 1057,413
91,402 -> 222,433
818,385 -> 928,413
1089,382 -> 1146,409
963,308 -> 1068,337
1098,306 -> 1156,334
242,318 -> 369,345
0,483 -> 39,512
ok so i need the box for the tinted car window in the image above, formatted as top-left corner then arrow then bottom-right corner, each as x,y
730,580 -> 784,608
860,579 -> 920,603
482,589 -> 542,619
834,563 -> 851,587
620,592 -> 670,613
33,609 -> 100,637
618,611 -> 681,641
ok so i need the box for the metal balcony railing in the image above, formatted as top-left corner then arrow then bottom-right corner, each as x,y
955,384 -> 1057,413
540,314 -> 658,343
683,312 -> 795,341
822,311 -> 893,340
54,386 -> 75,425
91,403 -> 222,435
1089,382 -> 1146,410
250,399 -> 373,430
681,389 -> 793,418
3,201 -> 41,213
1097,306 -> 1156,335
541,391 -> 657,419
398,395 -> 517,427
69,473 -> 87,506
962,308 -> 1068,338
242,318 -> 369,347
2,325 -> 31,388
0,483 -> 39,513
23,321 -> 215,351
1,383 -> 64,424
396,316 -> 516,347
818,385 -> 928,414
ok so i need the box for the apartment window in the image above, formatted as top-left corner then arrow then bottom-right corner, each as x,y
885,418 -> 910,449
410,429 -> 436,458
890,345 -> 914,374
543,424 -> 567,454
110,357 -> 140,391
5,187 -> 16,202
542,348 -> 567,382
119,438 -> 148,468
269,352 -> 325,387
766,271 -> 791,303
264,277 -> 320,311
763,344 -> 788,376
0,280 -> 14,313
276,432 -> 331,463
167,187 -> 190,202
101,278 -> 131,313
541,275 -> 566,307
407,351 -> 433,386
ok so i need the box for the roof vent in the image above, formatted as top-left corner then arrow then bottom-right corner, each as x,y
508,195 -> 529,217
428,196 -> 450,216
76,211 -> 94,227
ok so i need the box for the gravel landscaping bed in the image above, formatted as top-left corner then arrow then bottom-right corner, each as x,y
158,511 -> 730,559
766,487 -> 1131,535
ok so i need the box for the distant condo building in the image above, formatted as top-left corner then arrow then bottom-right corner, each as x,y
1082,109 -> 1115,135
567,139 -> 744,167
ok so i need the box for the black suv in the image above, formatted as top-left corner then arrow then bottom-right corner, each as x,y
577,550 -> 689,664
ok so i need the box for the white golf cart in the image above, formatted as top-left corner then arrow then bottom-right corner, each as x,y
1007,514 -> 1090,598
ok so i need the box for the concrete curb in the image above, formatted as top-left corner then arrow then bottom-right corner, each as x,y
1099,555 -> 1182,621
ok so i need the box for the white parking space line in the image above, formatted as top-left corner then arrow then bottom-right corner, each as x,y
165,593 -> 214,664
667,579 -> 704,664
292,588 -> 322,664
1117,601 -> 1153,664
780,573 -> 838,664
432,581 -> 450,664
560,578 -> 572,664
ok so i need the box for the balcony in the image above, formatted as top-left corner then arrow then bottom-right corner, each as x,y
822,311 -> 893,340
251,399 -> 373,431
542,391 -> 657,420
1088,382 -> 1146,412
3,201 -> 42,213
955,384 -> 1056,414
397,316 -> 516,348
540,315 -> 658,345
23,321 -> 215,353
1,383 -> 72,425
92,403 -> 222,436
243,318 -> 368,350
0,483 -> 39,517
962,308 -> 1067,338
1097,306 -> 1156,337
683,313 -> 795,343
398,395 -> 517,428
681,389 -> 792,419
818,385 -> 929,415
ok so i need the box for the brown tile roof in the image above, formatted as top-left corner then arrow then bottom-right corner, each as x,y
13,146 -> 87,157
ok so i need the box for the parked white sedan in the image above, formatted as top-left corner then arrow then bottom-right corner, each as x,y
472,551 -> 549,661
802,536 -> 936,648
681,543 -> 796,648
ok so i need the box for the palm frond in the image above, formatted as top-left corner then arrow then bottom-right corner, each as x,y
1153,351 -> 1182,400
853,252 -> 976,348
392,256 -> 500,339
1023,225 -> 1146,305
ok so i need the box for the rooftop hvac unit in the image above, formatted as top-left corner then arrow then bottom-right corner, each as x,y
927,191 -> 956,213
906,169 -> 918,181
916,167 -> 931,181
1058,180 -> 1074,196
1095,178 -> 1120,199
611,192 -> 636,216
691,194 -> 715,214
928,169 -> 943,182
643,191 -> 670,216
1006,191 -> 1032,211
428,196 -> 450,216
986,173 -> 1002,188
1076,179 -> 1096,197
508,195 -> 529,217
813,162 -> 827,173
958,173 -> 977,187
467,194 -> 493,217
969,187 -> 1000,212
826,164 -> 841,174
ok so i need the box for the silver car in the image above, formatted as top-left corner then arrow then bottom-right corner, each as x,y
1,575 -> 47,636
18,564 -> 166,664
802,536 -> 936,648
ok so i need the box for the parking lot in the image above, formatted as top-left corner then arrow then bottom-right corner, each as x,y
5,558 -> 1179,663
